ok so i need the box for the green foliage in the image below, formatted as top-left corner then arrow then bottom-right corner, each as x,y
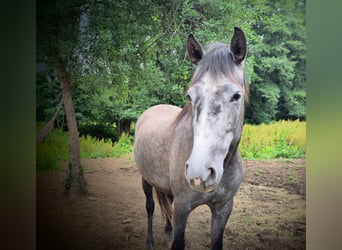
37,120 -> 305,172
78,122 -> 117,142
37,0 -> 306,141
80,133 -> 134,159
244,0 -> 306,123
36,127 -> 69,171
36,70 -> 62,122
79,135 -> 115,159
239,120 -> 306,159
112,133 -> 134,157
36,127 -> 134,171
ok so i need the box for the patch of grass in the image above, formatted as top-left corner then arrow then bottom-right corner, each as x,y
36,126 -> 133,171
80,135 -> 115,159
239,120 -> 306,160
37,120 -> 305,171
36,128 -> 69,171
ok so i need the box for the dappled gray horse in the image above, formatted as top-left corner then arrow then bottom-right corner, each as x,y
134,27 -> 247,250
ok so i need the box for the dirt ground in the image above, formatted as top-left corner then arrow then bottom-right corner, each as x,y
37,155 -> 305,250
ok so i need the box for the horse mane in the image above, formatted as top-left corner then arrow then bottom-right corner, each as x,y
171,42 -> 248,130
171,102 -> 192,130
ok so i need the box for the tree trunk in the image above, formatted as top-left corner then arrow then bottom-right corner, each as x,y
123,120 -> 131,135
116,119 -> 131,137
57,57 -> 86,194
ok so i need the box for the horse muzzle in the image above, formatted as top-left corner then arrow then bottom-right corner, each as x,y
185,163 -> 218,193
189,177 -> 217,193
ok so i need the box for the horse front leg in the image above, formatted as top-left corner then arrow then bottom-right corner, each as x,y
142,178 -> 155,250
209,198 -> 234,250
171,201 -> 190,250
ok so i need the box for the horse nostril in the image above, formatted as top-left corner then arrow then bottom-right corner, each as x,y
185,163 -> 189,177
209,167 -> 214,175
207,167 -> 216,180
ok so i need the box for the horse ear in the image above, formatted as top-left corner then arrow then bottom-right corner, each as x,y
230,27 -> 247,64
186,34 -> 203,65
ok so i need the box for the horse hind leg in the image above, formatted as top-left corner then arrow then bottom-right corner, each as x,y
155,190 -> 174,241
142,178 -> 154,250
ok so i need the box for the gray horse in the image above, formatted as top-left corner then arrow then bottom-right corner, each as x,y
134,27 -> 247,250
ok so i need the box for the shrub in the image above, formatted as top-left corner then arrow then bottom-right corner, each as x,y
112,133 -> 134,157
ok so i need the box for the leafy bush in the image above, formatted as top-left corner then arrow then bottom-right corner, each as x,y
112,133 -> 134,157
239,120 -> 306,160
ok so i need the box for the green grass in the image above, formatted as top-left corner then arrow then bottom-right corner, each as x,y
239,120 -> 306,160
79,135 -> 115,159
36,126 -> 133,171
36,128 -> 69,171
36,120 -> 305,171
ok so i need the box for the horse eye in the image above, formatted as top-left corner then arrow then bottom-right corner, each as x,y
187,94 -> 192,102
230,92 -> 241,102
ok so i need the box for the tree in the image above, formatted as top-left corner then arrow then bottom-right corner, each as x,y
244,0 -> 306,123
36,0 -> 306,148
37,0 -> 87,193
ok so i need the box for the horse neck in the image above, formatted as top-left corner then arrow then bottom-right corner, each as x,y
170,109 -> 194,158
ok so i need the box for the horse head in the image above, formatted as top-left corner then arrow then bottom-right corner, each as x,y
185,27 -> 247,193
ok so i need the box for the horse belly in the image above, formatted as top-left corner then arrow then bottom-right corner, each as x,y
134,105 -> 181,194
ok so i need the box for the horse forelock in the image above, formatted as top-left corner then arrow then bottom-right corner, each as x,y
191,43 -> 243,86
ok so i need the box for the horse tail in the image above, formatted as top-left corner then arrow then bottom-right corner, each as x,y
155,190 -> 173,223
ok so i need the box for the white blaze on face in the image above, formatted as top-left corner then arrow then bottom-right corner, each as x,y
186,121 -> 233,185
185,73 -> 243,190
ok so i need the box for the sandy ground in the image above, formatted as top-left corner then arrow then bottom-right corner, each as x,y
37,155 -> 305,250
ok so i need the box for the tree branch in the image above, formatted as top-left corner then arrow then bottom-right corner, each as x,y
36,100 -> 63,144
